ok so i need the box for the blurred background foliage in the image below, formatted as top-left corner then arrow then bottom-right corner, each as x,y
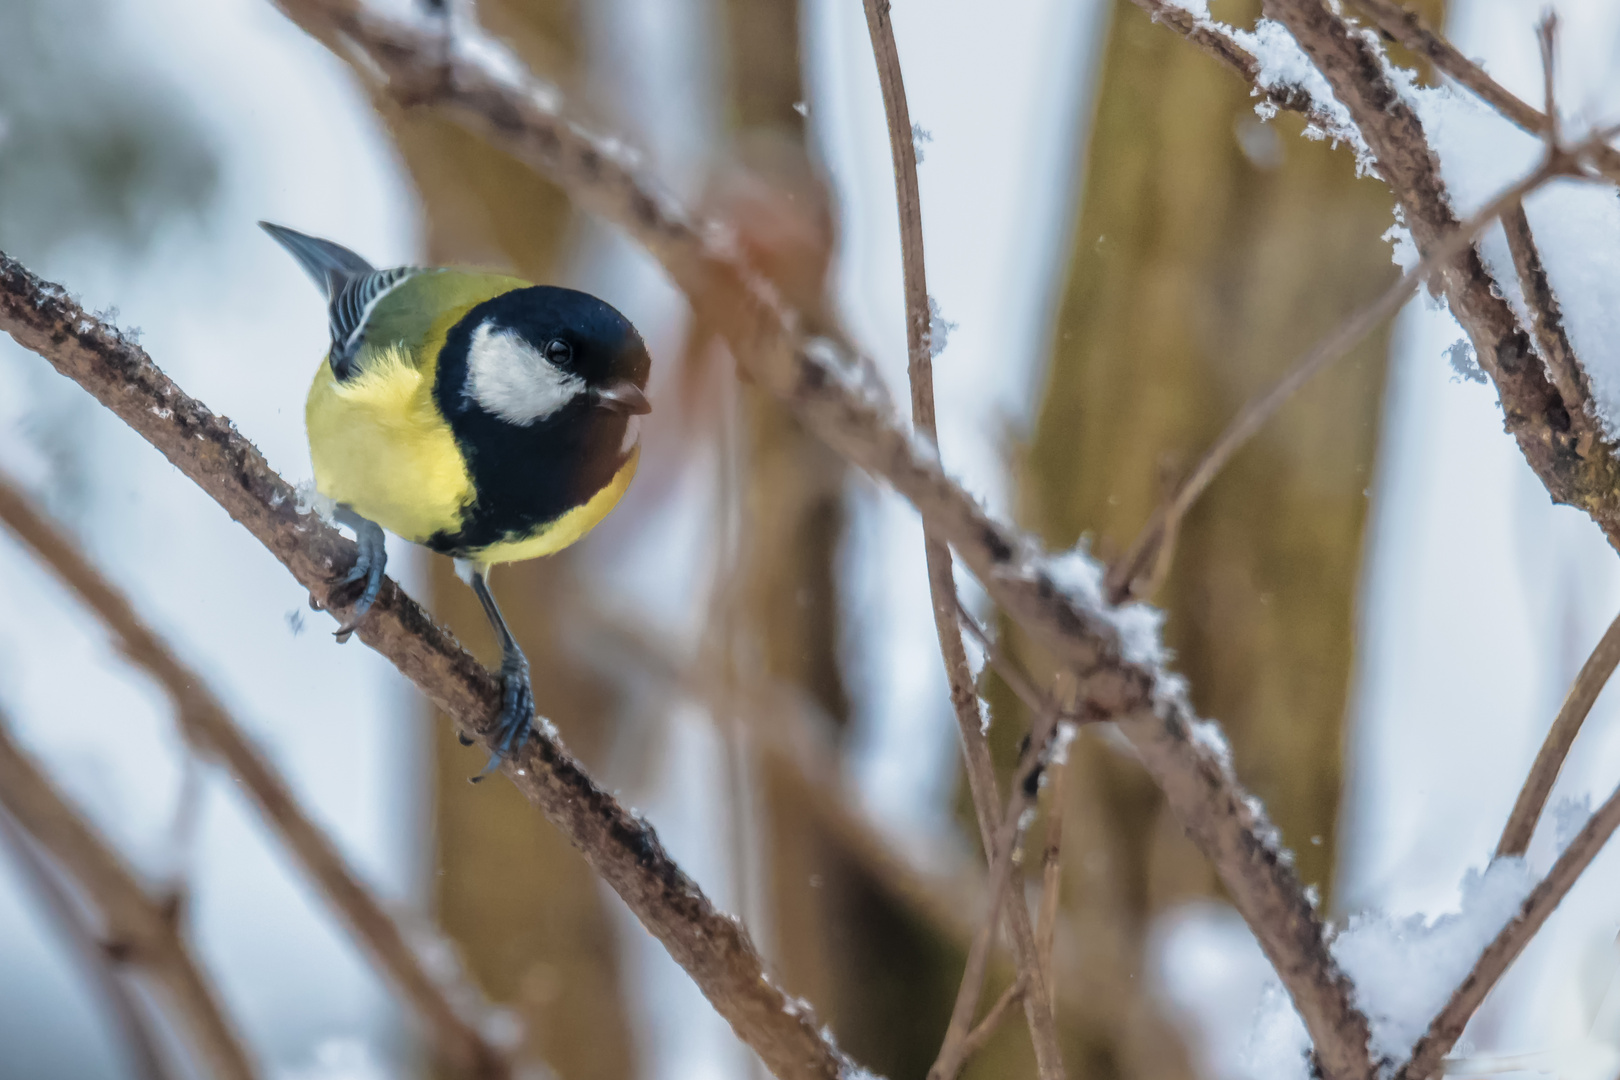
0,0 -> 216,258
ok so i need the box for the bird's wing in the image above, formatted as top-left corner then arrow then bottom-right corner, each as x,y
327,268 -> 418,378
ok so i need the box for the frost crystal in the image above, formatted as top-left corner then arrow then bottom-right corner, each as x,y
1446,338 -> 1486,385
1043,543 -> 1167,669
1382,212 -> 1419,274
1049,721 -> 1079,765
294,479 -> 337,522
926,295 -> 955,360
1223,19 -> 1373,169
911,122 -> 932,163
1552,794 -> 1593,855
1188,718 -> 1234,767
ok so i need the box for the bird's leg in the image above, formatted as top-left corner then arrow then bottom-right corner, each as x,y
332,505 -> 386,642
468,565 -> 535,780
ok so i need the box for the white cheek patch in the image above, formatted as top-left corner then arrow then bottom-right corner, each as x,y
619,413 -> 642,455
465,322 -> 586,425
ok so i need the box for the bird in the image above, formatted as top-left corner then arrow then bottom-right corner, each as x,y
261,222 -> 652,775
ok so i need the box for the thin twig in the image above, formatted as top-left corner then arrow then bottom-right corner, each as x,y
1496,609 -> 1620,857
861,1 -> 1064,1074
1107,149 -> 1584,603
1036,752 -> 1070,992
0,714 -> 258,1080
0,472 -> 516,1079
932,681 -> 1069,1080
931,789 -> 1034,1080
0,807 -> 175,1080
956,975 -> 1028,1065
1491,18 -> 1592,428
1538,15 -> 1560,148
953,596 -> 1065,724
1501,200 -> 1593,449
1131,0 -> 1330,125
1399,776 -> 1620,1080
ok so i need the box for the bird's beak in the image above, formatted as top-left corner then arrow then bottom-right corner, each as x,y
595,380 -> 652,416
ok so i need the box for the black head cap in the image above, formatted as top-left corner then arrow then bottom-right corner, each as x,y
477,286 -> 648,389
438,285 -> 652,430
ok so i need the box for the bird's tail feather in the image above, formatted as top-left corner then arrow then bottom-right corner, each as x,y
258,221 -> 374,300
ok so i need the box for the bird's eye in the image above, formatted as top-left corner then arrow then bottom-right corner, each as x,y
544,338 -> 572,365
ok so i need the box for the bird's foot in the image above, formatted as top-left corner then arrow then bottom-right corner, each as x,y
332,512 -> 386,643
471,655 -> 534,782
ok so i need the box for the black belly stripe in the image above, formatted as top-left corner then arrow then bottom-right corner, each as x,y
424,402 -> 632,556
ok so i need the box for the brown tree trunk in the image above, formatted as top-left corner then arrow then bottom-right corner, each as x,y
379,4 -> 637,1078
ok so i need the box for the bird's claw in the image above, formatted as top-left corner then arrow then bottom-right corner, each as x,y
470,657 -> 534,782
332,512 -> 386,642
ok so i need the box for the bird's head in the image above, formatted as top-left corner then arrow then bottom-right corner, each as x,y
443,285 -> 652,430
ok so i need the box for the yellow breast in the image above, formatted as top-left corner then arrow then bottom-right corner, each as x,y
306,344 -> 474,545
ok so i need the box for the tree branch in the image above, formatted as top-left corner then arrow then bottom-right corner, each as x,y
956,975 -> 1027,1067
0,471 -> 516,1080
1345,0 -> 1620,191
930,694 -> 1067,1080
1496,608 -> 1620,857
1501,202 -> 1591,433
0,713 -> 258,1080
1262,0 -> 1620,553
859,2 -> 1064,1074
1238,4 -> 1620,1072
0,253 -> 858,1080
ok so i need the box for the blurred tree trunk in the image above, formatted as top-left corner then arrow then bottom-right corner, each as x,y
1008,1 -> 1442,1076
718,4 -> 962,1077
723,0 -> 847,1036
376,5 -> 637,1079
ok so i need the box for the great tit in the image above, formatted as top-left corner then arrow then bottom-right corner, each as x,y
261,222 -> 652,772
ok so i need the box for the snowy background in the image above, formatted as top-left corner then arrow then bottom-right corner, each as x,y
4,0 -> 1620,1077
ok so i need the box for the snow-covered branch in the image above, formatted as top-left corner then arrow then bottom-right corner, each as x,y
1264,0 -> 1620,548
